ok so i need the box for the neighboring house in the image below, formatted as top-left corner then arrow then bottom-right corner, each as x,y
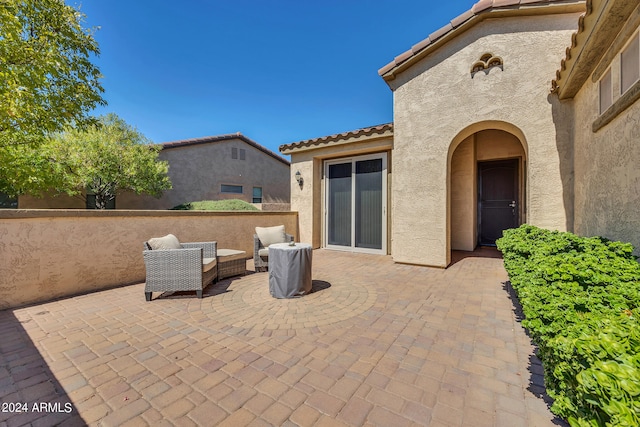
118,133 -> 290,209
18,133 -> 290,210
281,0 -> 640,267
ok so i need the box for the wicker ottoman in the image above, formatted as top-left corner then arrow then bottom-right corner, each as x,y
217,249 -> 247,279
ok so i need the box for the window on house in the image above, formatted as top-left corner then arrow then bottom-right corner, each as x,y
0,192 -> 18,208
221,184 -> 243,194
621,32 -> 639,94
231,147 -> 238,159
239,148 -> 246,160
599,68 -> 613,114
252,187 -> 262,203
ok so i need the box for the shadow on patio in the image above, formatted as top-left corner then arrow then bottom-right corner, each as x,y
0,310 -> 84,425
1,249 -> 566,426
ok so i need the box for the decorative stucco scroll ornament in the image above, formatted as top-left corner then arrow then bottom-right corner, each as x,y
471,52 -> 503,77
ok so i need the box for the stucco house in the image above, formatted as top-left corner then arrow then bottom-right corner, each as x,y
118,133 -> 290,210
17,133 -> 290,210
281,0 -> 639,267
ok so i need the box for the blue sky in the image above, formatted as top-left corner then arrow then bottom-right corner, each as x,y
74,0 -> 474,158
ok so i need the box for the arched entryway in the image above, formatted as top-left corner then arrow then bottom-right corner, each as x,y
448,122 -> 528,253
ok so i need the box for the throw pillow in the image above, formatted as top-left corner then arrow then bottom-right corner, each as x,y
255,225 -> 287,247
147,234 -> 182,250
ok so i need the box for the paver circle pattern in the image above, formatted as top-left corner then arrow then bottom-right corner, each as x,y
188,273 -> 378,336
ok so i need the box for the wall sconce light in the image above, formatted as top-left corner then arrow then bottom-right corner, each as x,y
295,171 -> 304,188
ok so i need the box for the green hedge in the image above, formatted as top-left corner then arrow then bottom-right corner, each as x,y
496,225 -> 640,427
171,199 -> 259,211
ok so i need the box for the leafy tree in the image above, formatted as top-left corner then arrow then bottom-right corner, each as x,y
0,142 -> 61,196
0,0 -> 105,193
45,114 -> 172,209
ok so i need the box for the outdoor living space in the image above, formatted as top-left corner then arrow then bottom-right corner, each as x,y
1,249 -> 565,426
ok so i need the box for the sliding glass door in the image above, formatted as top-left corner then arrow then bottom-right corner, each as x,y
325,153 -> 387,254
327,162 -> 352,247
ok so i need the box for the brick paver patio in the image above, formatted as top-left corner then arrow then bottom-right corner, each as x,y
0,249 -> 566,426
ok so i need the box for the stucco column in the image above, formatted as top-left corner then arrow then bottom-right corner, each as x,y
392,134 -> 450,267
289,155 -> 321,247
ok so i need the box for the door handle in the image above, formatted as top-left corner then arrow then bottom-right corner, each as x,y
509,201 -> 516,208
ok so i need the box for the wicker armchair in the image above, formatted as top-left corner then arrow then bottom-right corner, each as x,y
143,237 -> 217,301
254,231 -> 293,272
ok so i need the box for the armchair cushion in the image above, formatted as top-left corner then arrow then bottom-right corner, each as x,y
147,234 -> 182,250
255,225 -> 287,247
202,257 -> 217,273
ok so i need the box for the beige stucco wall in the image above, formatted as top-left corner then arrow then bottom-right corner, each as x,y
475,129 -> 525,161
450,136 -> 476,251
287,136 -> 393,250
289,155 -> 321,248
18,137 -> 290,210
0,210 -> 297,309
572,11 -> 640,254
390,13 -> 580,267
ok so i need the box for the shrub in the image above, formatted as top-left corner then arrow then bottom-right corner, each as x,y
171,199 -> 259,211
496,225 -> 640,426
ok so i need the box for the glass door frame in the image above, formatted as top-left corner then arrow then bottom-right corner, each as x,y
324,152 -> 388,255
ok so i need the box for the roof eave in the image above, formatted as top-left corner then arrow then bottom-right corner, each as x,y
554,0 -> 640,99
279,124 -> 394,155
161,133 -> 290,166
380,1 -> 586,85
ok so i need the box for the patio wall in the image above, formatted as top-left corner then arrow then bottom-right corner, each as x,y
0,210 -> 298,310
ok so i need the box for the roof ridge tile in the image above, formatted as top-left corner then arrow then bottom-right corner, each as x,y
493,0 -> 522,7
451,9 -> 476,28
411,37 -> 432,54
161,133 -> 290,165
429,23 -> 454,42
473,0 -> 494,14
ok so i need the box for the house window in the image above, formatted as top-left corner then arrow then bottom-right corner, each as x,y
252,187 -> 262,203
621,32 -> 639,95
599,68 -> 613,114
231,147 -> 246,160
0,192 -> 18,208
221,184 -> 243,194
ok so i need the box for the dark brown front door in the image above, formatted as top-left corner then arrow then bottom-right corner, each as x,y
478,159 -> 519,246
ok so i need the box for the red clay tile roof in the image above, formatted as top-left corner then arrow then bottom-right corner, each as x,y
551,0 -> 636,98
379,0 -> 586,81
160,133 -> 290,166
550,0 -> 591,95
279,123 -> 393,153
